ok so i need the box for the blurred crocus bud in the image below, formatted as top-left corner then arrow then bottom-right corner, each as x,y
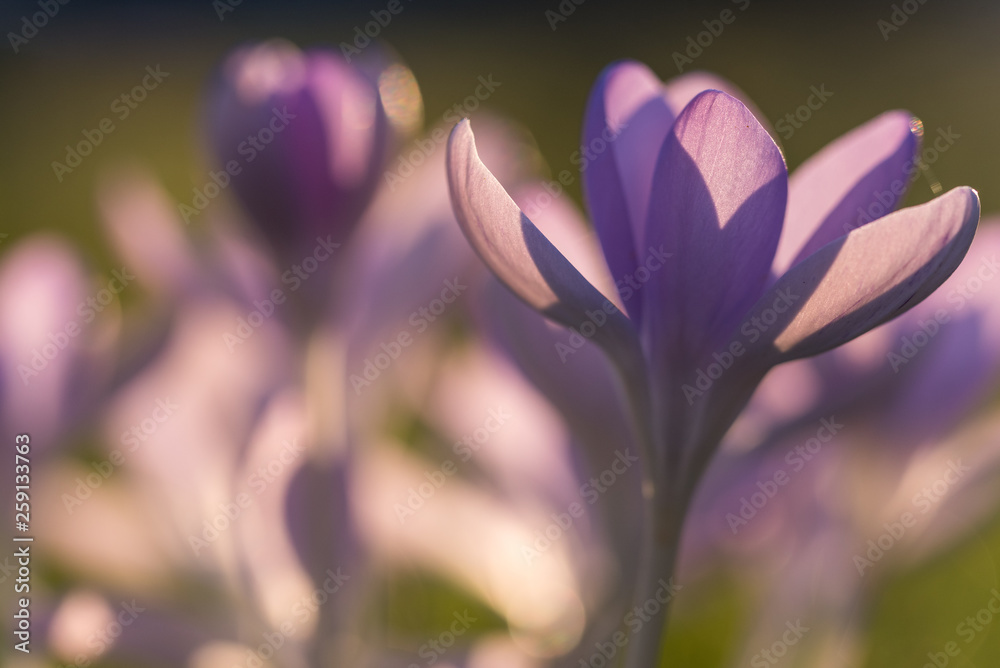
206,40 -> 389,264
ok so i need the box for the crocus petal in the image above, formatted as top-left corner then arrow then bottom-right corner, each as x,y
480,282 -> 645,632
447,120 -> 638,362
748,186 -> 980,364
774,111 -> 921,275
582,61 -> 673,320
582,63 -> 765,322
427,346 -> 582,515
663,71 -> 774,139
646,90 -> 787,368
513,183 -> 620,310
488,182 -> 624,445
100,611 -> 228,667
737,222 -> 1000,450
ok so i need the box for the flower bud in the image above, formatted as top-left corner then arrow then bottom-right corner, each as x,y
206,40 -> 388,262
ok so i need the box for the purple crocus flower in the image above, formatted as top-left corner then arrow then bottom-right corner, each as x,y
446,60 -> 980,665
205,40 -> 389,270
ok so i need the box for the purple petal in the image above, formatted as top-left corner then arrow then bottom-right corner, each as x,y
885,310 -> 990,435
645,90 -> 787,370
582,63 -> 767,322
774,111 -> 922,275
582,60 -> 671,320
748,186 -> 980,364
447,120 -> 639,361
663,70 -> 775,140
513,183 -> 619,307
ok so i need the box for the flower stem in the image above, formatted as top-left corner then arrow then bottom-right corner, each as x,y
624,489 -> 685,668
606,337 -> 688,667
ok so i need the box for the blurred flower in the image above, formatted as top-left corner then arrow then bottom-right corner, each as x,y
205,40 -> 389,272
684,222 -> 1000,668
0,237 -> 121,454
34,36 -> 580,666
446,59 -> 980,665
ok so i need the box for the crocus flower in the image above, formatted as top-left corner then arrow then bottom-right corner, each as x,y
205,40 -> 389,275
446,60 -> 980,666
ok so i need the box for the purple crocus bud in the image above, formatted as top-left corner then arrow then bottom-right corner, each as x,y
206,40 -> 388,265
446,60 -> 979,666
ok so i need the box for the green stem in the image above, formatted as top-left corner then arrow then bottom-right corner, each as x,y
623,484 -> 687,668
603,339 -> 687,668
